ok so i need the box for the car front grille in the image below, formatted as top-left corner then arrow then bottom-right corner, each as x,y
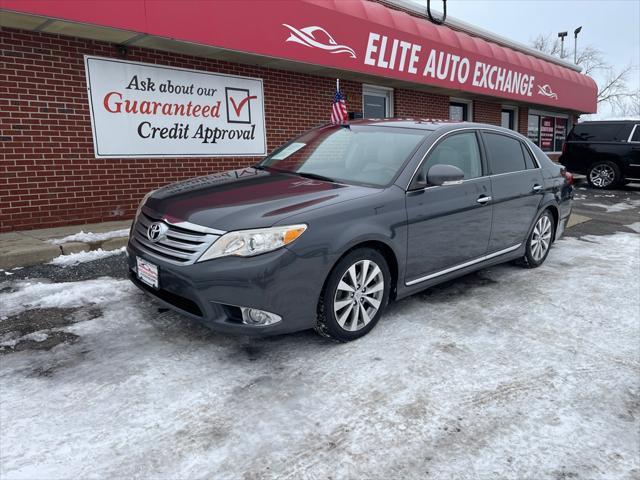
131,210 -> 222,265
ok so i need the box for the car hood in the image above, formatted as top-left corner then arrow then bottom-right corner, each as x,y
144,167 -> 379,231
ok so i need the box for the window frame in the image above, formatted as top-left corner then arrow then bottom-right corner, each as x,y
449,97 -> 473,121
628,124 -> 640,143
362,84 -> 394,118
407,129 -> 485,191
501,105 -> 518,131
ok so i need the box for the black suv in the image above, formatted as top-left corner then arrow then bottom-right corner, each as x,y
560,120 -> 640,188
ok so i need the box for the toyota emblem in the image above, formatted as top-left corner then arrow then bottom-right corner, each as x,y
147,222 -> 169,243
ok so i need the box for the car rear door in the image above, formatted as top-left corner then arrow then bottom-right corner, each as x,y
404,130 -> 493,283
480,131 -> 544,253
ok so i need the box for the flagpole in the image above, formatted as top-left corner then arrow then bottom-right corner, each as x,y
336,78 -> 340,93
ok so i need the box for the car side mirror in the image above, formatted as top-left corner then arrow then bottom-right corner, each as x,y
427,164 -> 465,186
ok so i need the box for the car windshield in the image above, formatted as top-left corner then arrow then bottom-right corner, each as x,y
258,125 -> 428,187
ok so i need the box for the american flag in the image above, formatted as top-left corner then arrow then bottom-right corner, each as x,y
331,89 -> 348,125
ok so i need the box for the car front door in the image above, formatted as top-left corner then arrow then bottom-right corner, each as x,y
626,124 -> 640,178
405,130 -> 493,283
480,131 -> 544,253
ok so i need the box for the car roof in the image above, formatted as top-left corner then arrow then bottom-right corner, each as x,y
348,118 -> 516,134
576,120 -> 639,125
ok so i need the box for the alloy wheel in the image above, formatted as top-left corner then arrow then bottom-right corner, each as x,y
531,215 -> 552,261
589,164 -> 615,188
333,259 -> 385,332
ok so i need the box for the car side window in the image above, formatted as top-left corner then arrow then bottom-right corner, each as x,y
417,132 -> 482,185
521,143 -> 538,169
631,125 -> 640,143
483,132 -> 527,175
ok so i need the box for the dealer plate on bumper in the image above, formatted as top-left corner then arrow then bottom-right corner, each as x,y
136,257 -> 159,289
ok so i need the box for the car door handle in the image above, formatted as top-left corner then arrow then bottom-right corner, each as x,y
477,195 -> 492,204
533,184 -> 543,192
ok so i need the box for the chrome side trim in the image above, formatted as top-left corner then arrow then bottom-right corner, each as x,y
628,124 -> 640,143
405,243 -> 522,286
406,126 -> 541,191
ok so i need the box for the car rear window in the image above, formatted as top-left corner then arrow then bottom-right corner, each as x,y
483,132 -> 527,175
568,123 -> 634,142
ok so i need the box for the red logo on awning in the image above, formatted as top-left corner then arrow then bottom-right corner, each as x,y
283,24 -> 357,59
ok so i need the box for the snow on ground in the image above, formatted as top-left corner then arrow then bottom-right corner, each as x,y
627,222 -> 640,233
0,232 -> 639,479
0,277 -> 132,317
49,247 -> 126,266
48,228 -> 130,245
583,198 -> 640,213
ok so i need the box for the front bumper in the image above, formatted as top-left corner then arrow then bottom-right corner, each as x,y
127,242 -> 334,336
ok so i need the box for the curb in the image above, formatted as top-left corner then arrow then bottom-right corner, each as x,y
0,235 -> 130,270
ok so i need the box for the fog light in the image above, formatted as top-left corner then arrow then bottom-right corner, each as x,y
240,307 -> 282,326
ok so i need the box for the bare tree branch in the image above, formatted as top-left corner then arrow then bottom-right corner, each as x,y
530,33 -> 638,115
530,33 -> 562,57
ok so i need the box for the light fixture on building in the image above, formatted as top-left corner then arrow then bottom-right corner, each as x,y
557,31 -> 568,58
573,26 -> 582,64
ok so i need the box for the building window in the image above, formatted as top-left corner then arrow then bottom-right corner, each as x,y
362,85 -> 393,118
527,114 -> 540,145
449,100 -> 472,121
501,107 -> 517,130
527,112 -> 569,152
554,118 -> 568,151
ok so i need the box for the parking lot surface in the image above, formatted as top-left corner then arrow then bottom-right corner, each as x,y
1,181 -> 639,480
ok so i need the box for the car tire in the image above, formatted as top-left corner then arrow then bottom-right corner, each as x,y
587,161 -> 621,189
519,210 -> 556,269
315,248 -> 391,341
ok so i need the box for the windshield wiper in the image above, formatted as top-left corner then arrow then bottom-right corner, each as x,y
295,171 -> 337,183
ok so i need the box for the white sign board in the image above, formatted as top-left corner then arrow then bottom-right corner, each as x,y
84,56 -> 266,158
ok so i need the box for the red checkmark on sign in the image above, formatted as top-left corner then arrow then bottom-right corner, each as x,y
229,94 -> 257,117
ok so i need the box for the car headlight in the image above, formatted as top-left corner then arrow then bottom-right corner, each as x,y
197,224 -> 307,262
135,189 -> 157,220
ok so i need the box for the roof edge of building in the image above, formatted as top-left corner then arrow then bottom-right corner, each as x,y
383,0 -> 583,73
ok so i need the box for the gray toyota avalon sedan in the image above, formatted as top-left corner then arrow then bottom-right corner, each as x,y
127,119 -> 573,341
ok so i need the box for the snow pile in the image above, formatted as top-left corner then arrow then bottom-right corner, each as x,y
48,228 -> 130,245
0,331 -> 48,348
0,277 -> 134,317
49,247 -> 126,266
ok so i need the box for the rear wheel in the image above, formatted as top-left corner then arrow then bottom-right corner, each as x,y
316,248 -> 390,341
587,161 -> 620,189
520,210 -> 555,268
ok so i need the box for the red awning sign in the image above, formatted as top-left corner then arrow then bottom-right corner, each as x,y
2,0 -> 598,112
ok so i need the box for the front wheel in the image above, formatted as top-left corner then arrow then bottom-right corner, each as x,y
520,210 -> 555,268
587,161 -> 620,189
316,248 -> 390,341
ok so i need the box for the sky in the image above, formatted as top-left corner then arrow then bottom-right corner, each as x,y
414,0 -> 640,118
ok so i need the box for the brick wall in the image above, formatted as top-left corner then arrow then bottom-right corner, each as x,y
473,100 -> 502,125
518,106 -> 530,137
394,89 -> 449,119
